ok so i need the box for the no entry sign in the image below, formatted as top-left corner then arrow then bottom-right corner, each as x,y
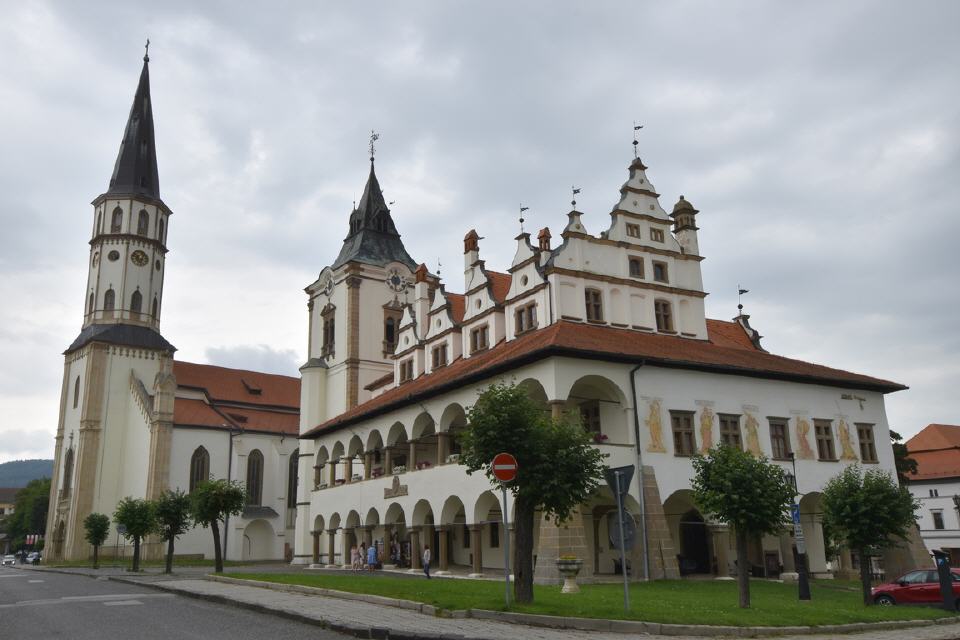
492,452 -> 518,483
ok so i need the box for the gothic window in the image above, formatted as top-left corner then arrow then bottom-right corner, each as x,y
103,288 -> 115,311
629,257 -> 644,278
769,418 -> 792,460
654,299 -> 673,332
111,207 -> 123,233
189,446 -> 210,493
130,290 -> 143,314
670,410 -> 696,456
73,376 -> 80,409
856,423 -> 877,463
584,288 -> 603,322
88,293 -> 95,315
246,449 -> 264,506
62,448 -> 74,493
653,261 -> 668,283
137,210 -> 149,236
321,306 -> 336,358
719,414 -> 742,449
152,296 -> 159,318
159,219 -> 165,243
287,449 -> 299,508
580,400 -> 601,435
814,419 -> 836,460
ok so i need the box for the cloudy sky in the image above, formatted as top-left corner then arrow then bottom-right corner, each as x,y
1,1 -> 957,463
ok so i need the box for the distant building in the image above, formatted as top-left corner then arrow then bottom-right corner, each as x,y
0,487 -> 18,517
906,424 -> 960,563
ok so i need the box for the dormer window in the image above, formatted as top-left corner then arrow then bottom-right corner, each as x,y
629,257 -> 644,278
653,261 -> 668,283
585,289 -> 603,323
399,358 -> 414,383
650,228 -> 665,242
431,343 -> 448,368
625,223 -> 641,238
470,325 -> 489,353
514,303 -> 537,334
654,299 -> 673,332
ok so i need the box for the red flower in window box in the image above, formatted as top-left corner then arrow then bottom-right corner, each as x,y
593,433 -> 609,443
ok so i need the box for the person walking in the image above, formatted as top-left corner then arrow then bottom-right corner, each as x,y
350,544 -> 359,572
422,544 -> 431,579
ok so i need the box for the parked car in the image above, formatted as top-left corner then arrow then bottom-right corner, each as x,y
25,551 -> 40,565
872,569 -> 960,607
1,555 -> 15,566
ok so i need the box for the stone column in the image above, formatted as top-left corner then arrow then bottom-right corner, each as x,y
470,525 -> 483,575
409,440 -> 418,470
549,400 -> 566,419
313,464 -> 322,489
384,448 -> 393,474
329,459 -> 337,486
341,528 -> 353,568
344,457 -> 353,484
709,523 -> 731,577
326,529 -> 337,567
410,527 -> 422,569
779,532 -> 796,572
437,432 -> 450,463
804,516 -> 828,576
364,452 -> 373,479
438,526 -> 450,571
312,530 -> 320,564
362,526 -> 373,548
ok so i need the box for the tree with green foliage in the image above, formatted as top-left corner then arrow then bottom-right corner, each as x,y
82,512 -> 110,569
459,382 -> 607,604
821,465 -> 919,606
692,446 -> 795,609
190,479 -> 245,573
155,489 -> 194,574
890,430 -> 918,485
113,497 -> 156,572
3,477 -> 50,550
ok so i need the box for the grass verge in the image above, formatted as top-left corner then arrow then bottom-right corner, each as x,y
226,572 -> 953,627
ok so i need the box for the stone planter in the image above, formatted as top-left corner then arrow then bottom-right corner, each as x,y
556,558 -> 583,594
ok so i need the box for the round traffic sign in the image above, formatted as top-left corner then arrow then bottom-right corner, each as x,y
491,452 -> 518,482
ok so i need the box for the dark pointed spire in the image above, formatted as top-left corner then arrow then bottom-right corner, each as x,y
107,48 -> 161,200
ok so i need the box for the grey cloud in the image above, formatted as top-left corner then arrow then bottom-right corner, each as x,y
204,345 -> 300,377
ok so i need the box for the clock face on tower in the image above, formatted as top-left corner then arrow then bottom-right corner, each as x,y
130,250 -> 149,266
386,267 -> 407,293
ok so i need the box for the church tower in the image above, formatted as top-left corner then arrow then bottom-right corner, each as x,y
45,49 -> 176,561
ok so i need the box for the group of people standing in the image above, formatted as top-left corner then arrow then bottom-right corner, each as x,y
349,541 -> 432,579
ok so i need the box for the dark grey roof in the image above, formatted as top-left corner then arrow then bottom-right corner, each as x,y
105,55 -> 162,201
242,505 -> 279,519
331,161 -> 417,270
65,324 -> 176,355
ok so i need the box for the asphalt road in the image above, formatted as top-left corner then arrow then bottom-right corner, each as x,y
0,566 -> 345,639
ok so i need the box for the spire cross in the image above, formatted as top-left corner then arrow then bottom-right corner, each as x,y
519,205 -> 529,233
571,185 -> 581,209
369,130 -> 380,162
144,38 -> 150,62
633,122 -> 643,158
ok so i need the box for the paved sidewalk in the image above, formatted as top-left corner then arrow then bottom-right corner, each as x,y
140,577 -> 960,640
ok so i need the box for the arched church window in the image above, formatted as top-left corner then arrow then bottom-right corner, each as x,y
137,210 -> 149,236
103,288 -> 115,311
88,292 -> 95,315
130,290 -> 142,314
73,376 -> 80,409
62,448 -> 74,493
385,318 -> 396,347
189,446 -> 210,493
152,296 -> 159,318
246,449 -> 264,506
96,212 -> 102,235
111,207 -> 123,233
159,219 -> 165,243
287,449 -> 299,508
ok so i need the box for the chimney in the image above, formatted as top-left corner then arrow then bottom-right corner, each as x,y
537,227 -> 551,252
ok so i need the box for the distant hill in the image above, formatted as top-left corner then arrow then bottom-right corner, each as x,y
0,459 -> 53,488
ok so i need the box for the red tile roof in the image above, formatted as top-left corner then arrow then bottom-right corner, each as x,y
487,271 -> 512,303
304,320 -> 904,437
173,361 -> 300,436
705,319 -> 759,350
446,293 -> 465,323
0,487 -> 20,504
907,424 -> 960,481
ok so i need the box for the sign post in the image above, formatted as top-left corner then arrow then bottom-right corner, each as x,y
492,453 -> 518,609
605,465 -> 635,613
791,504 -> 811,601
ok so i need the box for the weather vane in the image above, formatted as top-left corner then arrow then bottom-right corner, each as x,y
144,38 -> 150,62
737,285 -> 749,314
369,129 -> 380,161
519,205 -> 529,233
436,258 -> 442,279
633,122 -> 643,158
571,186 -> 581,209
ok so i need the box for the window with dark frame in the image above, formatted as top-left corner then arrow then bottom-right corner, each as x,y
769,418 -> 792,460
625,223 -> 641,238
671,411 -> 696,456
585,288 -> 603,322
629,257 -> 644,278
321,309 -> 335,358
580,400 -> 602,435
287,449 -> 299,508
653,261 -> 668,283
246,449 -> 264,506
515,303 -> 537,334
111,207 -> 123,233
856,423 -> 878,463
130,290 -> 142,314
62,448 -> 74,493
933,511 -> 945,530
650,228 -> 665,242
719,414 -> 742,449
490,522 -> 500,548
470,325 -> 489,353
431,343 -> 448,368
814,419 -> 836,461
73,376 -> 80,409
463,523 -> 470,548
930,489 -> 939,498
399,359 -> 414,383
137,209 -> 149,236
103,288 -> 115,312
189,446 -> 210,493
654,299 -> 673,332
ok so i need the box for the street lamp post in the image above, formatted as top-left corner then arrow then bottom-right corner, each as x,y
788,453 -> 811,601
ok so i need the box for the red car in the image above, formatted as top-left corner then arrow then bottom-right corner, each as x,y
872,568 -> 960,606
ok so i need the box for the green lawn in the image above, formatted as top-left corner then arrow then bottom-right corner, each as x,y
226,573 -> 954,627
46,558 -> 248,569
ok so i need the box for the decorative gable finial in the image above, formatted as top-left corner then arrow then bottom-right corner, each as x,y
633,122 -> 643,158
369,129 -> 379,162
571,186 -> 580,209
519,205 -> 529,233
737,285 -> 749,314
144,38 -> 150,62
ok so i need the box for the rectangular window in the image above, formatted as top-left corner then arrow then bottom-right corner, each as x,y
625,223 -> 641,238
470,325 -> 489,353
399,359 -> 414,383
654,299 -> 673,332
321,314 -> 336,358
650,228 -> 665,242
431,343 -> 448,368
933,511 -> 945,530
930,489 -> 940,498
769,418 -> 792,460
814,419 -> 836,461
856,423 -> 878,463
514,303 -> 537,334
671,411 -> 696,456
580,401 -> 601,435
629,257 -> 644,278
652,261 -> 668,283
490,523 -> 500,548
585,288 -> 604,322
719,414 -> 742,449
